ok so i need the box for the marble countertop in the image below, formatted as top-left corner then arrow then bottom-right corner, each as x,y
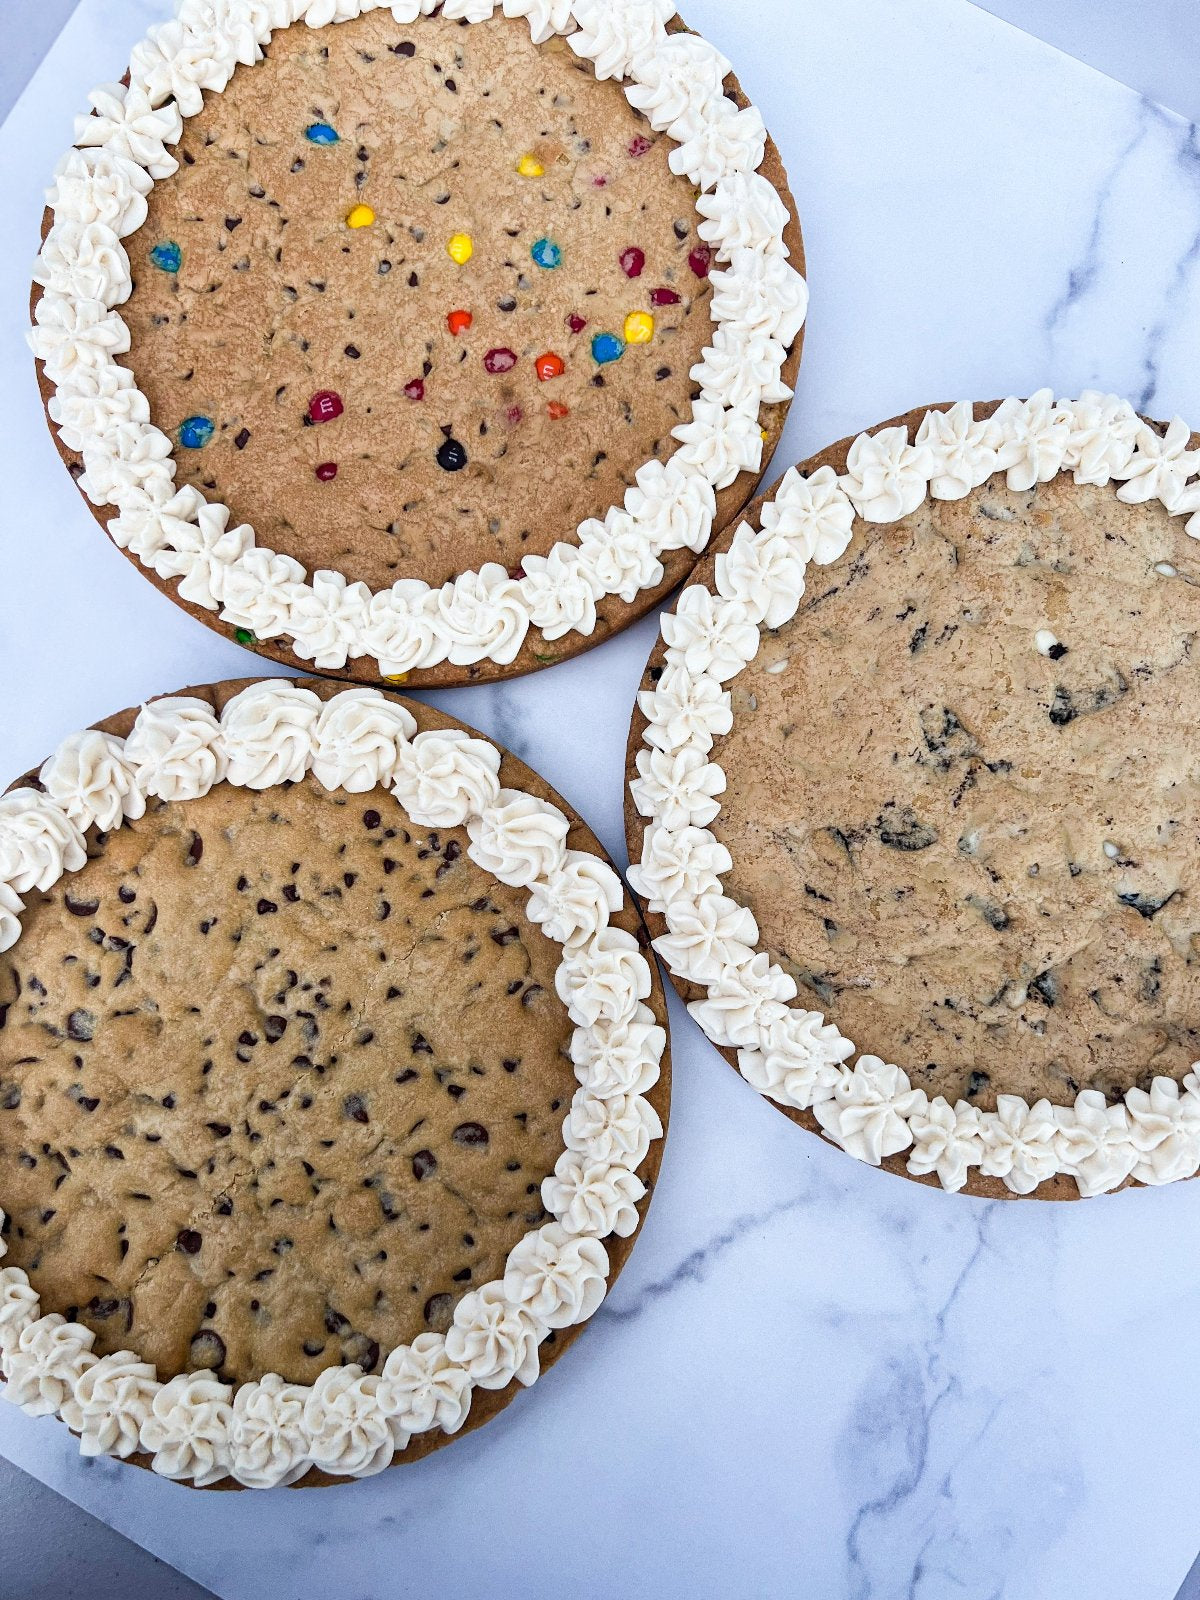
2,1 -> 1200,1596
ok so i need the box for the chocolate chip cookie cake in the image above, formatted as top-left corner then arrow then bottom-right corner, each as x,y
31,0 -> 805,686
0,680 -> 669,1486
627,392 -> 1200,1200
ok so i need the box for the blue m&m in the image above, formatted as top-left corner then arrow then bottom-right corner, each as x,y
179,415 -> 215,449
305,122 -> 339,145
530,237 -> 562,269
591,332 -> 625,365
150,241 -> 181,273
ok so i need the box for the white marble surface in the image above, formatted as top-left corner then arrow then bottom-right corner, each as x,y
2,1 -> 1200,1596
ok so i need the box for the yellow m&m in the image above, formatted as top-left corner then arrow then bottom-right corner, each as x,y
517,153 -> 545,178
623,311 -> 655,345
447,232 -> 474,264
346,204 -> 375,228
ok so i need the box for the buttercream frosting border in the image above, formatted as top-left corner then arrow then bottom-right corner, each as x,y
629,391 -> 1200,1200
0,681 -> 665,1485
30,0 -> 807,675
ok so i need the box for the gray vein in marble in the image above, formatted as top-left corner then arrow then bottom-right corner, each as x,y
1135,108 -> 1200,411
842,1202 -> 1002,1600
1043,101 -> 1155,357
600,1189 -> 816,1324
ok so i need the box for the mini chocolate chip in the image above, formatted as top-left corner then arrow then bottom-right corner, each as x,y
189,1330 -> 226,1370
412,1148 -> 437,1180
66,1010 -> 95,1041
104,1145 -> 124,1160
453,1122 -> 488,1148
424,1293 -> 453,1331
176,1229 -> 202,1255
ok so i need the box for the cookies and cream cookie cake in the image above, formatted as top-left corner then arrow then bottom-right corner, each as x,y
0,680 -> 669,1486
30,0 -> 805,686
626,392 -> 1200,1200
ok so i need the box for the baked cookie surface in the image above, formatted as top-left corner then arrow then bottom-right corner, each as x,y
0,776 -> 575,1385
714,473 -> 1200,1112
120,10 -> 717,590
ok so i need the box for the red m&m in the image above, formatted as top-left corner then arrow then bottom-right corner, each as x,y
447,309 -> 473,335
308,390 -> 343,423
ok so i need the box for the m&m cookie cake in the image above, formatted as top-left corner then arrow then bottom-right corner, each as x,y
31,0 -> 806,685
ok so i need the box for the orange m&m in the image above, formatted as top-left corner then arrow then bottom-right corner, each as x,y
535,351 -> 566,382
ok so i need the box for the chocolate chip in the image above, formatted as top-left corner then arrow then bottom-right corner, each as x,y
264,1015 -> 287,1042
453,1122 -> 488,1148
206,1121 -> 232,1137
66,1010 -> 95,1042
343,1093 -> 369,1124
0,1083 -> 20,1111
257,898 -> 278,915
64,894 -> 99,917
189,1330 -> 226,1370
176,1229 -> 202,1255
412,1148 -> 437,1180
423,1293 -> 453,1331
185,832 -> 203,865
233,428 -> 250,450
324,1307 -> 351,1336
392,39 -> 416,55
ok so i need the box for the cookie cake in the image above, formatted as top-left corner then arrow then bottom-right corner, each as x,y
627,392 -> 1200,1200
30,0 -> 806,685
0,680 -> 669,1486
